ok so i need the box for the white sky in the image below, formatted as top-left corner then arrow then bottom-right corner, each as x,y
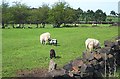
1,0 -> 120,15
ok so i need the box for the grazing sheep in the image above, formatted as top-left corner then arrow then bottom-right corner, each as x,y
49,39 -> 57,46
85,38 -> 100,51
40,32 -> 51,45
50,49 -> 56,59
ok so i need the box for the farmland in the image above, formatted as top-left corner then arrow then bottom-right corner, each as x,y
2,25 -> 118,77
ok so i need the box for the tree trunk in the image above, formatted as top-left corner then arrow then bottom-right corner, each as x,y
36,23 -> 39,28
12,23 -> 15,28
2,22 -> 5,28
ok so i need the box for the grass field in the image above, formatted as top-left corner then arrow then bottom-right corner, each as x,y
2,25 -> 118,77
106,16 -> 119,22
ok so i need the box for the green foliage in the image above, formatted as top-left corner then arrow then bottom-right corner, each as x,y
1,1 -> 113,28
2,1 -> 10,23
27,8 -> 39,23
76,8 -> 84,21
64,7 -> 78,23
110,10 -> 116,16
48,2 -> 69,27
2,26 -> 118,77
28,4 -> 50,24
39,4 -> 50,23
48,1 -> 79,27
94,9 -> 107,22
84,10 -> 95,22
10,2 -> 30,24
106,16 -> 118,22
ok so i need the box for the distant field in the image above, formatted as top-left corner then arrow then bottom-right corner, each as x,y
4,23 -> 117,29
2,26 -> 118,77
106,16 -> 119,22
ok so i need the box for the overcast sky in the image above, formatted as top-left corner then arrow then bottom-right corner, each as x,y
1,0 -> 120,15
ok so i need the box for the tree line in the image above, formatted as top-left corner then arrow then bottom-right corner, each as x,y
1,1 -> 119,28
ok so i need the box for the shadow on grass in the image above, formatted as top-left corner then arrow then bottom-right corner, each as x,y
55,56 -> 61,59
56,44 -> 60,46
49,43 -> 61,46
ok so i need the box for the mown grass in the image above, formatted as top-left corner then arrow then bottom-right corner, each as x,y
2,26 -> 118,77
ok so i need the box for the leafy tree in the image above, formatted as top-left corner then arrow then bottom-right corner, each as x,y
2,1 -> 10,28
40,4 -> 49,22
110,10 -> 116,16
49,1 -> 78,27
38,4 -> 50,28
82,11 -> 87,22
27,4 -> 50,28
85,10 -> 95,23
102,12 -> 107,21
27,8 -> 39,24
10,1 -> 30,28
1,1 -> 109,28
48,1 -> 69,27
64,7 -> 77,24
94,9 -> 107,23
110,10 -> 118,23
75,8 -> 84,21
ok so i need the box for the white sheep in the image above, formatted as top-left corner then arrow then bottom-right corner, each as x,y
85,38 -> 100,51
40,32 -> 51,45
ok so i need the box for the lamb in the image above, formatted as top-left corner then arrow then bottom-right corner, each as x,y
50,49 -> 56,59
85,38 -> 100,51
49,39 -> 57,46
40,32 -> 51,45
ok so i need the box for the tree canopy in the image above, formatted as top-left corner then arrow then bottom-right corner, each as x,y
1,1 -> 115,28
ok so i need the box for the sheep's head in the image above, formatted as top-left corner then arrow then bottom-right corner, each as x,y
48,38 -> 52,42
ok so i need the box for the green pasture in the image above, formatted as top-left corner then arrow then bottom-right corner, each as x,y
106,16 -> 119,22
2,25 -> 118,77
